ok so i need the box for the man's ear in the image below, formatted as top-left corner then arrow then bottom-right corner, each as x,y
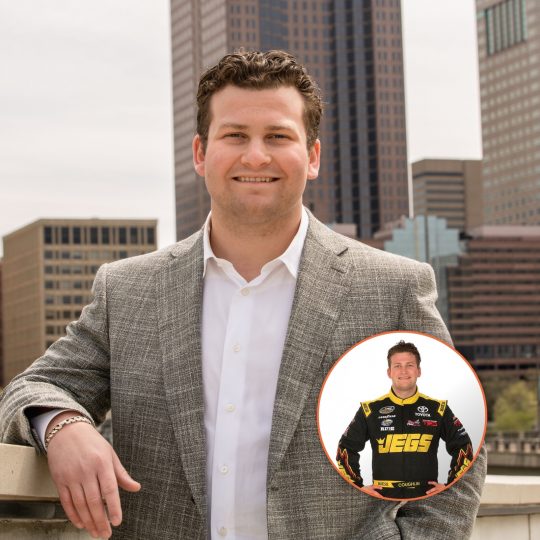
307,139 -> 321,180
417,367 -> 421,378
387,367 -> 391,379
193,134 -> 206,177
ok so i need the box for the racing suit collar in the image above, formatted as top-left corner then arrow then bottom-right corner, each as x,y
388,387 -> 420,405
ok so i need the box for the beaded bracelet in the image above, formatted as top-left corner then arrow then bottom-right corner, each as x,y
44,415 -> 92,450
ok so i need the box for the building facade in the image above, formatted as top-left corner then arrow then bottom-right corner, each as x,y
171,0 -> 409,240
447,226 -> 540,376
412,159 -> 483,232
476,0 -> 540,226
1,219 -> 157,383
377,215 -> 461,325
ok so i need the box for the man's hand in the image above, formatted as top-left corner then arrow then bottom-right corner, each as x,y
425,481 -> 446,496
46,412 -> 141,539
361,484 -> 385,498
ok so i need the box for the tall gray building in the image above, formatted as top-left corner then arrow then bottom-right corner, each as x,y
476,0 -> 540,225
171,0 -> 409,240
412,158 -> 483,232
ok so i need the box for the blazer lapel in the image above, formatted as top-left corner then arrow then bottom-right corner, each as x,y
267,215 -> 352,483
157,232 -> 207,517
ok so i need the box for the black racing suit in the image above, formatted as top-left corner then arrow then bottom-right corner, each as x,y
336,388 -> 473,499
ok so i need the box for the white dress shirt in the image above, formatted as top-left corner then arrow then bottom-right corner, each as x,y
202,208 -> 308,540
32,208 -> 309,540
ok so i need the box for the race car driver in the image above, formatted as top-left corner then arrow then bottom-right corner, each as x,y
336,340 -> 473,499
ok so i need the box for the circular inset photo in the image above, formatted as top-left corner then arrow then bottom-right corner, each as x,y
317,331 -> 486,501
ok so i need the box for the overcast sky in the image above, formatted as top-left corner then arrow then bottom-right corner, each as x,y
0,0 -> 482,257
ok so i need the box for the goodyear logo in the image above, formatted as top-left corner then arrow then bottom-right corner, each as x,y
376,433 -> 433,453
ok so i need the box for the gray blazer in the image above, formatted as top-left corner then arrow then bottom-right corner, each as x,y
0,214 -> 486,539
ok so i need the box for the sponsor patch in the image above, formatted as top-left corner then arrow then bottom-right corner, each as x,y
417,405 -> 429,414
406,419 -> 420,427
422,419 -> 438,427
397,481 -> 421,488
453,416 -> 463,427
379,406 -> 395,415
380,426 -> 395,431
377,414 -> 396,419
377,433 -> 433,453
381,419 -> 393,426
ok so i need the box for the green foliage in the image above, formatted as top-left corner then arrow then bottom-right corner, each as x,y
481,376 -> 514,423
494,380 -> 537,432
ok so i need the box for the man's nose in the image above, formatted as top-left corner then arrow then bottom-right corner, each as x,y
240,139 -> 271,168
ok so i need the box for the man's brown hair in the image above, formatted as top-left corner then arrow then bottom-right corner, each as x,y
387,340 -> 421,368
196,50 -> 322,150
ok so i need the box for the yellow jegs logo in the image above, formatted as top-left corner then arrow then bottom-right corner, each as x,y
377,433 -> 433,453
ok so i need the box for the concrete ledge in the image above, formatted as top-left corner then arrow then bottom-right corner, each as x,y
480,474 -> 540,506
0,444 -> 58,501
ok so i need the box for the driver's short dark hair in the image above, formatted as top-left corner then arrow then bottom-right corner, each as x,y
387,341 -> 421,367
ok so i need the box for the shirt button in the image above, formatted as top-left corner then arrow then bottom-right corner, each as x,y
233,343 -> 241,352
220,465 -> 229,475
226,403 -> 235,412
241,288 -> 250,296
218,526 -> 228,536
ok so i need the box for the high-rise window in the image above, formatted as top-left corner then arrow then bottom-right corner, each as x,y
147,227 -> 155,245
73,227 -> 81,244
130,227 -> 138,244
485,0 -> 527,55
102,227 -> 110,244
119,227 -> 127,245
61,227 -> 70,244
90,227 -> 99,245
44,227 -> 53,244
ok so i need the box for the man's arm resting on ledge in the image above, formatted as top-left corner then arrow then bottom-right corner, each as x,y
44,411 -> 141,540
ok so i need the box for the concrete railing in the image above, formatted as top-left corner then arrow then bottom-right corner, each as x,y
0,443 -> 91,539
1,443 -> 540,538
472,475 -> 540,540
485,433 -> 540,468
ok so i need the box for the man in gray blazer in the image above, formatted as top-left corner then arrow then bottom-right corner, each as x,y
0,50 -> 485,539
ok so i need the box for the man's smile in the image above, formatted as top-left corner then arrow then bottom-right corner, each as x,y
233,176 -> 278,183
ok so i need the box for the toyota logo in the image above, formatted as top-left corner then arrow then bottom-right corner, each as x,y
417,406 -> 429,413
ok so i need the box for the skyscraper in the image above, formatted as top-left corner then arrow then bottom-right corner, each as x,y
1,219 -> 157,383
171,0 -> 409,240
476,0 -> 540,225
412,158 -> 483,232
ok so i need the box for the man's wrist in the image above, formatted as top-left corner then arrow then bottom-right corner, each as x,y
45,411 -> 92,450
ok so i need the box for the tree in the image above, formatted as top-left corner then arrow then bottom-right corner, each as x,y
493,380 -> 537,432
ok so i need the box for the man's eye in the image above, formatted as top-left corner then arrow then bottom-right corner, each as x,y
269,134 -> 288,139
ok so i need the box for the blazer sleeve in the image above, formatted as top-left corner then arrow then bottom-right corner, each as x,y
336,405 -> 368,487
395,261 -> 487,540
0,264 -> 112,452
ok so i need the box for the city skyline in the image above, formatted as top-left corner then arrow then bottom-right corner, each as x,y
0,0 -> 482,256
172,1 -> 410,239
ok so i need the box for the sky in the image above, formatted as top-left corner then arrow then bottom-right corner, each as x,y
0,0 -> 483,257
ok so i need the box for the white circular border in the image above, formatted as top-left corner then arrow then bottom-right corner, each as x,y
317,331 -> 487,497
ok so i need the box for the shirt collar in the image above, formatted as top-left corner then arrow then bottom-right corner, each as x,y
388,387 -> 420,405
202,207 -> 309,279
